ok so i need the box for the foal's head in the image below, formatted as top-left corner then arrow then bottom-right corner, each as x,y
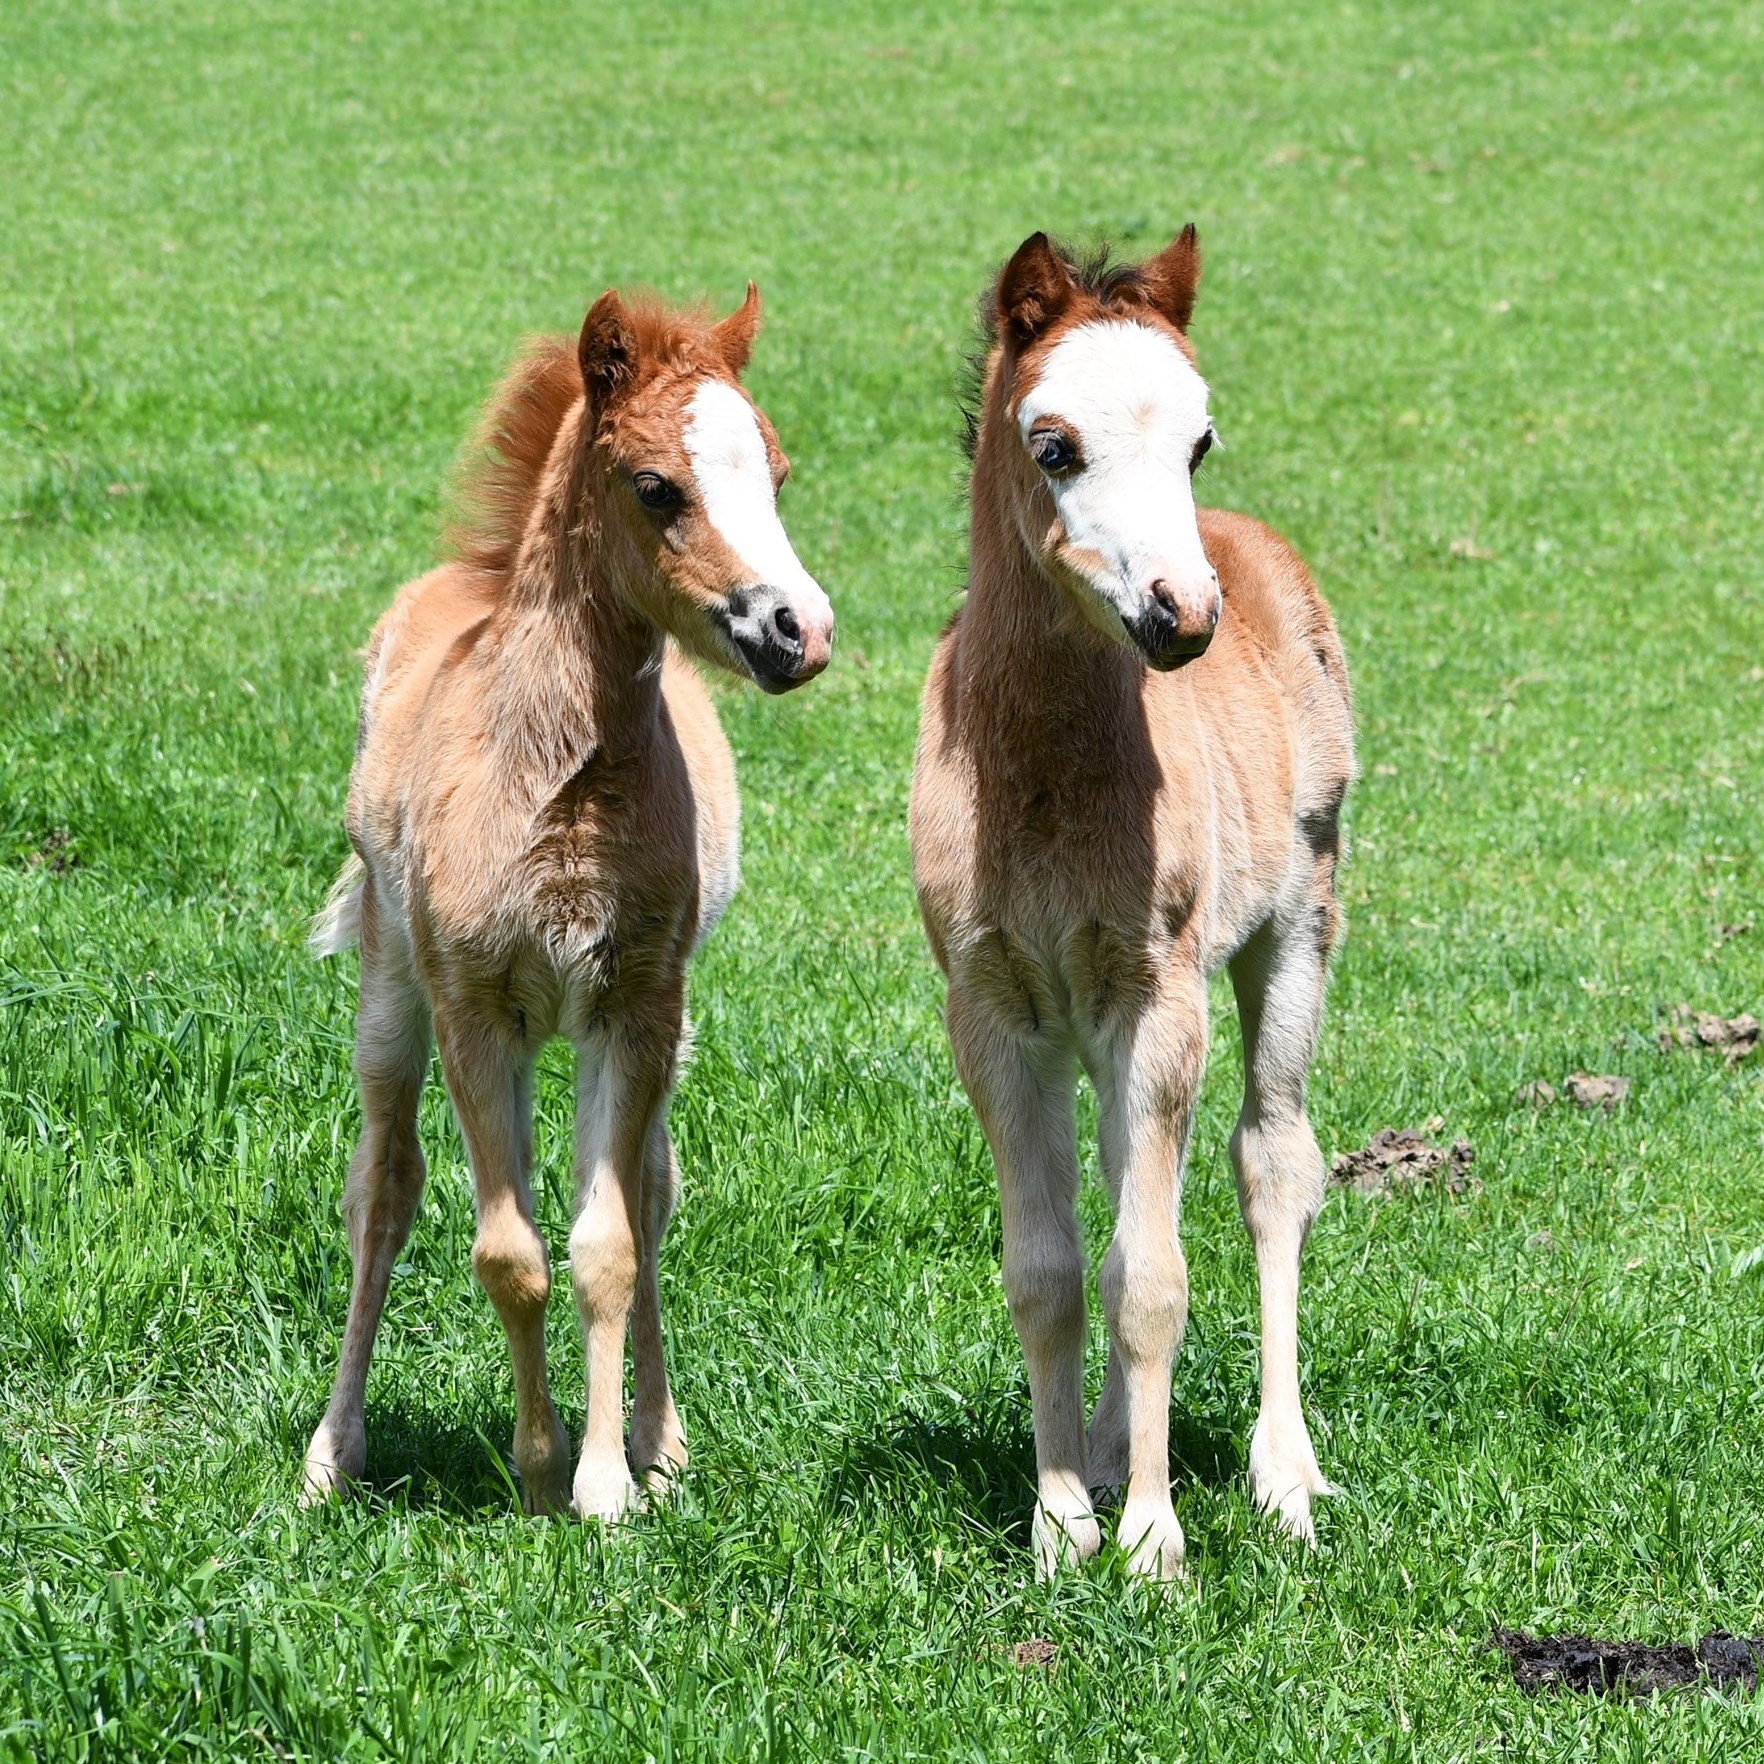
579,285 -> 834,692
983,229 -> 1220,669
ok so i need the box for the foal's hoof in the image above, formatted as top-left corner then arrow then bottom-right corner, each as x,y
1118,1502 -> 1187,1582
572,1457 -> 641,1527
300,1418 -> 364,1507
516,1417 -> 573,1517
1032,1502 -> 1102,1580
629,1411 -> 689,1498
1248,1419 -> 1335,1547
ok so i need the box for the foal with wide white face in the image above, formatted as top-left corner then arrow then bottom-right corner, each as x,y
911,231 -> 1356,1578
303,284 -> 833,1520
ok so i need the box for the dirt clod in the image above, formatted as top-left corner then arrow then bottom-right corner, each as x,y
1330,1127 -> 1476,1196
1518,1080 -> 1557,1108
1719,919 -> 1754,941
1564,1072 -> 1630,1109
1658,1004 -> 1760,1064
1010,1639 -> 1058,1669
1491,1628 -> 1764,1699
24,829 -> 79,874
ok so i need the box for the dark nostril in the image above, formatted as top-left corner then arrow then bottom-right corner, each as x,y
771,604 -> 801,647
1148,579 -> 1177,615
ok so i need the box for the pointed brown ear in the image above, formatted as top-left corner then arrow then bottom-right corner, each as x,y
1139,224 -> 1201,332
579,291 -> 638,416
713,281 -> 762,377
995,232 -> 1073,348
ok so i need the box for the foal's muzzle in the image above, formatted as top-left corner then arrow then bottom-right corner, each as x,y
1122,576 -> 1219,671
717,584 -> 834,694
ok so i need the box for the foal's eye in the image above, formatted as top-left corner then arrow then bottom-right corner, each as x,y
632,472 -> 679,513
1029,430 -> 1079,476
1189,428 -> 1215,473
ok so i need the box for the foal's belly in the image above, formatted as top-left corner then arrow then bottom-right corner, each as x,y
950,838 -> 1290,1041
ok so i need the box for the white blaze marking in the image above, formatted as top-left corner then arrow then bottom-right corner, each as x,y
1016,320 -> 1216,619
682,380 -> 827,612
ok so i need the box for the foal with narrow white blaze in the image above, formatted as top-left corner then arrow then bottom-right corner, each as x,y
911,229 -> 1356,1580
303,283 -> 833,1523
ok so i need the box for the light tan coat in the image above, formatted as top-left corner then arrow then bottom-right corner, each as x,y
911,231 -> 1355,1577
303,287 -> 834,1519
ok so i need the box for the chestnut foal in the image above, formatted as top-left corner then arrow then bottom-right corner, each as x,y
303,285 -> 834,1521
911,231 -> 1355,1579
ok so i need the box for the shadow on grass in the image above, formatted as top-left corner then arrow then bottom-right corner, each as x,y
825,1385 -> 1244,1557
825,1392 -> 1036,1557
346,1401 -> 522,1515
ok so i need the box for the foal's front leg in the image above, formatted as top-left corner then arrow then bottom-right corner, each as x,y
946,986 -> 1097,1578
568,1021 -> 672,1523
437,1020 -> 571,1515
1086,978 -> 1208,1580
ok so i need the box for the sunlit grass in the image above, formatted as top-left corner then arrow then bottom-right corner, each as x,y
3,0 -> 1762,1756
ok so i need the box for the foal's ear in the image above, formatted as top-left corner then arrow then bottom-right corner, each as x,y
713,281 -> 762,377
996,231 -> 1073,348
579,291 -> 639,415
1138,224 -> 1202,333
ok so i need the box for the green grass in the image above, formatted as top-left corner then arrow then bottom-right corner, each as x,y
4,0 -> 1763,1756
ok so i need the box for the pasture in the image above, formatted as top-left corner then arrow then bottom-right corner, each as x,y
3,0 -> 1762,1756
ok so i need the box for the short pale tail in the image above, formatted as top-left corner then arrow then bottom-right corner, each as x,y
309,854 -> 365,956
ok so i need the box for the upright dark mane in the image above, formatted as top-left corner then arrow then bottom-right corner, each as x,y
445,296 -> 724,582
957,239 -> 1146,461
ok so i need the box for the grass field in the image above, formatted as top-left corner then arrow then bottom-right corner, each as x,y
4,0 -> 1764,1756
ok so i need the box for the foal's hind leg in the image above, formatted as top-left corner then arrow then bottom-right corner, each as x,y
628,1116 -> 688,1489
304,887 -> 431,1503
1229,904 -> 1338,1545
946,985 -> 1097,1578
437,1019 -> 572,1515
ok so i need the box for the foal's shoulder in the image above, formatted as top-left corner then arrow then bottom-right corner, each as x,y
1199,507 -> 1348,691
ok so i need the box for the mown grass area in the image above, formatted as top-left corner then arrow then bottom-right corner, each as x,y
3,0 -> 1763,1756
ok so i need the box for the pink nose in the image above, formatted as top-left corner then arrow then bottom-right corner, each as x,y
1124,568 -> 1220,670
1146,573 -> 1220,645
766,600 -> 833,683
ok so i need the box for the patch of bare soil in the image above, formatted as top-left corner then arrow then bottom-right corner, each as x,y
1658,1004 -> 1760,1064
1520,1075 -> 1632,1110
1491,1628 -> 1764,1699
1009,1639 -> 1058,1669
1329,1120 -> 1476,1196
1564,1072 -> 1630,1109
24,829 -> 79,874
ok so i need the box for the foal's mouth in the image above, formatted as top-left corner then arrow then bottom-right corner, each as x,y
713,587 -> 831,693
1121,608 -> 1215,671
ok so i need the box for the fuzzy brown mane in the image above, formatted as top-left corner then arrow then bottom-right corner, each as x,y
445,295 -> 725,581
958,240 -> 1160,462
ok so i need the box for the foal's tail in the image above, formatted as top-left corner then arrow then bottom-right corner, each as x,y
309,854 -> 366,957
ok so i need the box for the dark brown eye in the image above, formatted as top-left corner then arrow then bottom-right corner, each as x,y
1189,429 -> 1214,473
1029,430 -> 1078,476
632,472 -> 679,512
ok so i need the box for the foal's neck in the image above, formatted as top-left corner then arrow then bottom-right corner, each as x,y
491,406 -> 664,771
960,442 -> 1143,748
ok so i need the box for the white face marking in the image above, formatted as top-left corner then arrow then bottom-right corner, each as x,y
682,380 -> 827,613
1016,320 -> 1217,624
